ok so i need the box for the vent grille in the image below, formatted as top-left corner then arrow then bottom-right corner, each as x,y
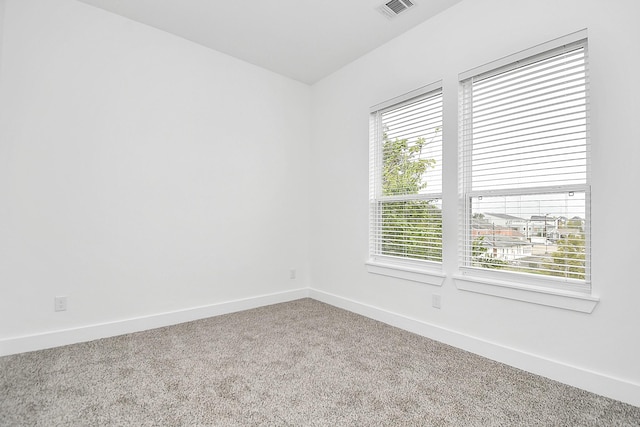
378,0 -> 415,18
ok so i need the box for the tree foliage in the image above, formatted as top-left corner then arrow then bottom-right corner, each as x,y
380,133 -> 441,262
544,233 -> 586,279
382,136 -> 435,196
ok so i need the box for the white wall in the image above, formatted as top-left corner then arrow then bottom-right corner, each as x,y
0,0 -> 5,72
310,0 -> 640,406
0,0 -> 310,348
2,0 -> 639,408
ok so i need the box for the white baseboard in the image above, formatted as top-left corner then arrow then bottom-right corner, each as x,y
309,289 -> 640,408
2,286 -> 638,408
0,288 -> 310,357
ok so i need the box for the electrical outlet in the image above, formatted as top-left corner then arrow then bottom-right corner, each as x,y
289,269 -> 296,279
432,294 -> 441,309
54,296 -> 67,312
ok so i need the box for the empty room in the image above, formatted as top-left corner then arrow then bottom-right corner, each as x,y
1,0 -> 639,425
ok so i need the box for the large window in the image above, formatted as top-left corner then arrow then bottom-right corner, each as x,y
459,34 -> 590,293
369,84 -> 443,268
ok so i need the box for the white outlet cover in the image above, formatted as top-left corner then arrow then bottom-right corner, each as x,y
432,294 -> 441,309
54,296 -> 67,312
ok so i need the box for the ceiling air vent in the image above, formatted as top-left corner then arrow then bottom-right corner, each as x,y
378,0 -> 415,19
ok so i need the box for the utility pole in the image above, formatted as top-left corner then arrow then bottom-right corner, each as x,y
544,214 -> 549,254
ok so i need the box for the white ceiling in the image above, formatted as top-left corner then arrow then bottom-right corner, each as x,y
77,0 -> 463,84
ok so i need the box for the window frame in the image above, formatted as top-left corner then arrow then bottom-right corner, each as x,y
367,81 -> 445,286
456,30 -> 598,311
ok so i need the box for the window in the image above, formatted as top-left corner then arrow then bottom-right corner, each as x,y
459,33 -> 590,294
368,83 -> 443,279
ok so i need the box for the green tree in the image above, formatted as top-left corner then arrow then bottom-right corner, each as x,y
566,219 -> 584,232
544,233 -> 586,279
382,136 -> 435,196
380,133 -> 441,262
472,235 -> 488,259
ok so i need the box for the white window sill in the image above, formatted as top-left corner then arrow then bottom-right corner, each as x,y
366,259 -> 445,286
453,274 -> 599,313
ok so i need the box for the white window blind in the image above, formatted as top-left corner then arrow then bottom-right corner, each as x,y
370,85 -> 443,264
459,36 -> 590,292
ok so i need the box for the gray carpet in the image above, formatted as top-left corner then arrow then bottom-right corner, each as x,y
1,298 -> 638,426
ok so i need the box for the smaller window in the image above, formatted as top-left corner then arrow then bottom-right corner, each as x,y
369,83 -> 443,270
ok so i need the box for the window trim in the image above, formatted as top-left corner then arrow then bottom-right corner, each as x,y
366,258 -> 445,286
457,29 -> 597,307
367,81 -> 445,282
369,81 -> 443,114
458,29 -> 588,82
453,274 -> 599,313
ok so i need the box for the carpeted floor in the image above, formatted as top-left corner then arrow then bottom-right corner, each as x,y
1,298 -> 639,426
